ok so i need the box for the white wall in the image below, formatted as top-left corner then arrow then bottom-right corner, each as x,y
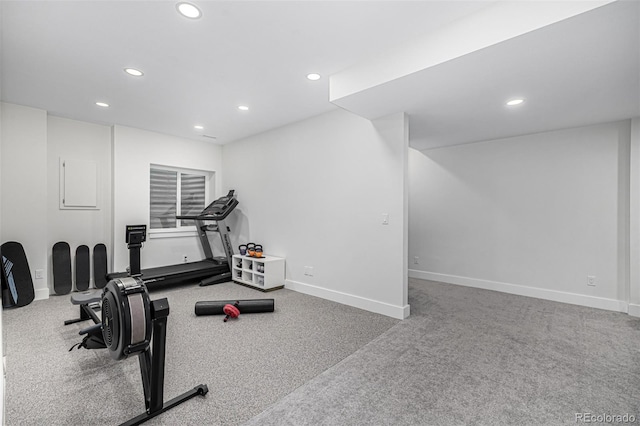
47,116 -> 112,287
222,109 -> 409,319
1,107 -> 113,296
112,125 -> 223,272
409,120 -> 632,312
0,103 -> 49,299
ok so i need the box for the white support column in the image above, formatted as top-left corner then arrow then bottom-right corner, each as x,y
629,117 -> 640,316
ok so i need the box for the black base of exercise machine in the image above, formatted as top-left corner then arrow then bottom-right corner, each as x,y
107,190 -> 239,289
194,299 -> 275,316
73,277 -> 208,425
122,384 -> 208,426
64,290 -> 102,325
199,271 -> 232,286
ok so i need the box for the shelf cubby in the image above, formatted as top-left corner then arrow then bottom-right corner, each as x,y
231,254 -> 285,291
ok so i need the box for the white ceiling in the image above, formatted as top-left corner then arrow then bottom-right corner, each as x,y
1,1 -> 638,150
332,0 -> 640,150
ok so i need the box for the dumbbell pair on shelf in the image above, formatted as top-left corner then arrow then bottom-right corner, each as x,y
239,243 -> 263,258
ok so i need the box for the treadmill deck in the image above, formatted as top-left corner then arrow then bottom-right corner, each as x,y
107,258 -> 229,287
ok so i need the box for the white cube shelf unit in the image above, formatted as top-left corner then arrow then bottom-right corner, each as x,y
232,254 -> 285,290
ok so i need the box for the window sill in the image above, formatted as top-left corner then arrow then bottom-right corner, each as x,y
149,228 -> 198,239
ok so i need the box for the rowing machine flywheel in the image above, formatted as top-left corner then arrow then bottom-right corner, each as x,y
101,277 -> 152,360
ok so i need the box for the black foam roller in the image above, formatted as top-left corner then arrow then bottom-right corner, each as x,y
195,299 -> 274,316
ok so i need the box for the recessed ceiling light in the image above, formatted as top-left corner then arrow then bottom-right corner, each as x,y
95,102 -> 109,108
307,73 -> 321,81
194,125 -> 204,130
124,68 -> 144,77
238,105 -> 249,111
506,99 -> 525,106
177,2 -> 202,19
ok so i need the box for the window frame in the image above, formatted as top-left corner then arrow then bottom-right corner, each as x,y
149,164 -> 214,239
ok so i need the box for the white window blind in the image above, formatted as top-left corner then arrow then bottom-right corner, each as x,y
150,168 -> 177,229
150,167 -> 209,230
180,174 -> 205,226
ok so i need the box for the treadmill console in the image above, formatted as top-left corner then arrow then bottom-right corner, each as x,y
200,190 -> 239,220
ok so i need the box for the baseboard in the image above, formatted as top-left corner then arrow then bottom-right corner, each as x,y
285,279 -> 410,320
628,303 -> 640,317
409,269 -> 628,313
34,287 -> 49,301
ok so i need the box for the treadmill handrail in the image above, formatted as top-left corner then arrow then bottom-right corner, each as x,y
175,214 -> 226,222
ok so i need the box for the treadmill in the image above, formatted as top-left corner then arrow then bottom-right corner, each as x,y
107,190 -> 239,288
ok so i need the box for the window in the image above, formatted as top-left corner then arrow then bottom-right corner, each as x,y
150,166 -> 212,232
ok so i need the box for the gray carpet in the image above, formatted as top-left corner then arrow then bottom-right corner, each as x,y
3,282 -> 398,425
5,279 -> 640,425
246,278 -> 640,425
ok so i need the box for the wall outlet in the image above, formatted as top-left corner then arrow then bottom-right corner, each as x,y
304,266 -> 314,276
35,269 -> 44,279
587,275 -> 596,286
382,213 -> 389,225
183,255 -> 188,263
413,256 -> 419,265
